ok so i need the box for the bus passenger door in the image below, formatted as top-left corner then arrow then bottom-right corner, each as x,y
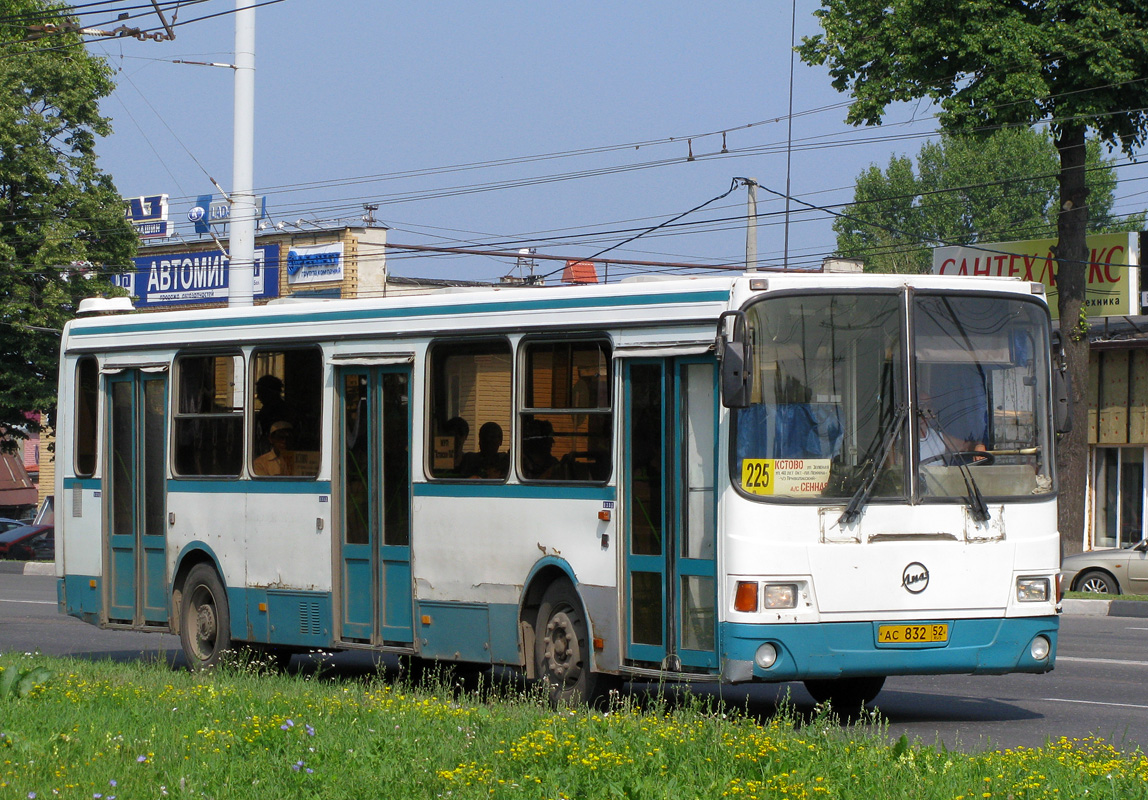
337,367 -> 413,646
623,358 -> 718,672
106,370 -> 169,627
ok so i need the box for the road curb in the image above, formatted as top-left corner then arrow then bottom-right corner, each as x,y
1108,599 -> 1148,618
1060,598 -> 1111,616
22,562 -> 55,576
1060,597 -> 1148,617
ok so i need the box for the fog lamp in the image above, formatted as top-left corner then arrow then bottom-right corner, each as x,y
763,583 -> 798,609
1030,635 -> 1051,661
1016,577 -> 1050,603
754,642 -> 778,669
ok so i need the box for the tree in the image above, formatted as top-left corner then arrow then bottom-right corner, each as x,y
799,1 -> 1148,556
0,0 -> 135,447
836,128 -> 1144,274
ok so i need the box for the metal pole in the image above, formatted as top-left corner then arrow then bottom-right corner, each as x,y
746,180 -> 758,271
228,0 -> 256,306
783,0 -> 796,271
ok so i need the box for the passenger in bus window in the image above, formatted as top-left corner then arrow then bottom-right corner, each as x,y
255,374 -> 293,452
460,421 -> 508,479
444,416 -> 470,473
522,419 -> 559,479
253,420 -> 296,476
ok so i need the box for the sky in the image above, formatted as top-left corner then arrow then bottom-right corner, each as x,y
69,0 -> 1148,284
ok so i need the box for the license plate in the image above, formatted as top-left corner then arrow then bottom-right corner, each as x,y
877,623 -> 949,644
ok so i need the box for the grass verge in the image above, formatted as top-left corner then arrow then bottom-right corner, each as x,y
0,651 -> 1146,799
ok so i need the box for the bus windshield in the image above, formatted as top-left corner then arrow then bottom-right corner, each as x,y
733,290 -> 1054,503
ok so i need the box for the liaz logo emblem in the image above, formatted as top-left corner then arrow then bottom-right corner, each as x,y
902,562 -> 929,594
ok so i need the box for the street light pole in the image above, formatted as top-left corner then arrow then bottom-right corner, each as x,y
228,0 -> 256,306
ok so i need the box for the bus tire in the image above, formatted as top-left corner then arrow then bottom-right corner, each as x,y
803,675 -> 885,711
180,564 -> 231,670
535,581 -> 609,707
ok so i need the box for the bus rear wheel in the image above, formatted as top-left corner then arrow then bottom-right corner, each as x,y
535,582 -> 613,707
180,564 -> 231,670
804,676 -> 885,711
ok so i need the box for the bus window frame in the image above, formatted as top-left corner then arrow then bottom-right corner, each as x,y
424,336 -> 514,483
171,349 -> 245,480
74,355 -> 100,478
517,333 -> 614,485
248,345 -> 325,480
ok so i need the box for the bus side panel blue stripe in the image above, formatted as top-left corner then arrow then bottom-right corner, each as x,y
167,479 -> 332,495
62,575 -> 101,625
413,482 -> 616,501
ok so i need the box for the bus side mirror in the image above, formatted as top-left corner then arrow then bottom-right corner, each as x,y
1053,365 -> 1072,434
716,310 -> 753,408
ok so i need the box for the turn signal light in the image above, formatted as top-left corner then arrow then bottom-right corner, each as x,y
734,581 -> 759,612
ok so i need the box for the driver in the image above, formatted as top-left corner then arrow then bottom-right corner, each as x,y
918,386 -> 986,464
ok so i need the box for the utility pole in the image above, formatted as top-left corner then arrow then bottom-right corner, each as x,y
745,179 -> 758,272
228,0 -> 256,306
783,0 -> 797,271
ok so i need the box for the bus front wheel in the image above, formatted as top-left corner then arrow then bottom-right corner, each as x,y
535,582 -> 612,707
180,564 -> 232,670
803,676 -> 885,711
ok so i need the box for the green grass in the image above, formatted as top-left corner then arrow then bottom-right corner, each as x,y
1063,591 -> 1148,601
1,651 -> 1146,799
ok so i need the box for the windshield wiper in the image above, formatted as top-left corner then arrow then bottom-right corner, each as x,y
953,454 -> 991,523
839,403 -> 907,526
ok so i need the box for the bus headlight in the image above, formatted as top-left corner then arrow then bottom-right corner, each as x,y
763,583 -> 797,609
754,643 -> 778,669
1016,578 -> 1050,603
1030,635 -> 1051,661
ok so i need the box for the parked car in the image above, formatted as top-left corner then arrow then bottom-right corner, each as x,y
7,528 -> 52,561
1061,539 -> 1148,595
0,524 -> 52,560
0,517 -> 25,535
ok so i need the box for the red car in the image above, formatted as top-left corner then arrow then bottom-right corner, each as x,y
0,524 -> 52,559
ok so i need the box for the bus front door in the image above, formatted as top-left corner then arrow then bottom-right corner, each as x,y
106,370 -> 169,627
624,358 -> 718,672
337,367 -> 413,646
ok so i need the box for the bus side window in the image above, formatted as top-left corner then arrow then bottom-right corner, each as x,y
427,340 -> 512,480
173,354 -> 244,477
74,356 -> 99,477
250,348 -> 323,478
520,340 -> 612,483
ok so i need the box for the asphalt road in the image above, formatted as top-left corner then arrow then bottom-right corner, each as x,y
1,569 -> 1145,753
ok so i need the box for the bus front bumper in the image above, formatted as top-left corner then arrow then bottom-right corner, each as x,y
721,616 -> 1059,683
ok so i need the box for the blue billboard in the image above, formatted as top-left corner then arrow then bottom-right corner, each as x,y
114,245 -> 280,308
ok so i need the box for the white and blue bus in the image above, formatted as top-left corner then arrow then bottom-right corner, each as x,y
55,272 -> 1063,706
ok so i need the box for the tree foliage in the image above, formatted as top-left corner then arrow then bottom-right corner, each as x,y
799,0 -> 1148,555
837,129 -> 1144,274
0,0 -> 135,441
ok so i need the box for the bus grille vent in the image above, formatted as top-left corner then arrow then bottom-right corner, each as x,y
299,602 -> 322,636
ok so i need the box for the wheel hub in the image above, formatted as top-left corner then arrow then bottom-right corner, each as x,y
195,602 -> 217,643
544,610 -> 580,681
